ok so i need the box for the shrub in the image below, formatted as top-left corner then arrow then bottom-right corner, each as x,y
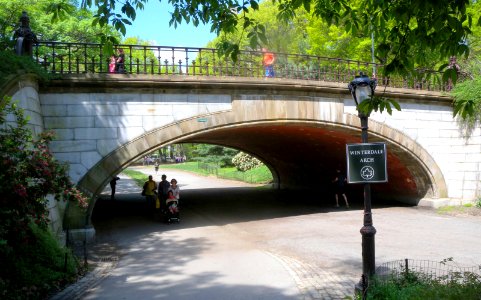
0,96 -> 88,298
232,152 -> 263,171
0,222 -> 79,300
0,50 -> 51,85
366,268 -> 481,299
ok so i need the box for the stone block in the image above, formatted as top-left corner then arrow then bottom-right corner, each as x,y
44,116 -> 94,129
81,151 -> 102,169
118,126 -> 145,143
197,94 -> 231,103
50,140 -> 97,152
42,104 -> 67,116
75,128 -> 118,140
68,104 -> 120,116
53,129 -> 74,140
97,139 -> 122,156
40,93 -> 85,104
95,116 -> 142,128
143,115 -> 175,131
54,152 -> 81,164
25,111 -> 43,127
171,104 -> 208,120
123,103 -> 173,116
68,163 -> 88,183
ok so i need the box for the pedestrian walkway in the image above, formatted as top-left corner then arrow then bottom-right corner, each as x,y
51,167 -> 481,300
270,252 -> 356,300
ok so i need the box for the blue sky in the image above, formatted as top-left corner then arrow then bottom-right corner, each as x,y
124,1 -> 217,47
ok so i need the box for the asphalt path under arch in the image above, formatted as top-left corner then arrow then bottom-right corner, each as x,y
85,166 -> 481,299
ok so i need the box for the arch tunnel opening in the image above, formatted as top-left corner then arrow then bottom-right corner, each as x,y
90,121 -> 434,227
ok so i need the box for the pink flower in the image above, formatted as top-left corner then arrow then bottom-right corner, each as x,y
15,185 -> 27,198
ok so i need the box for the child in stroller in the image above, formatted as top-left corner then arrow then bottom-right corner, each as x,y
165,190 -> 180,223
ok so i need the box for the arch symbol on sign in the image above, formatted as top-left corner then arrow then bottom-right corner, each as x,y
360,166 -> 375,180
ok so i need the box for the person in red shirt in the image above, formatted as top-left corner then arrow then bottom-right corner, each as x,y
262,48 -> 275,78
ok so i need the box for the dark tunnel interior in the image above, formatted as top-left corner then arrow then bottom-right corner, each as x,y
180,123 -> 423,204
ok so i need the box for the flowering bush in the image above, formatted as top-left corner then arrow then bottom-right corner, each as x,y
0,95 -> 89,251
232,152 -> 263,171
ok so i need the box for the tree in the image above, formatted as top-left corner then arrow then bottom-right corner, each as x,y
81,0 -> 479,77
0,0 -> 121,52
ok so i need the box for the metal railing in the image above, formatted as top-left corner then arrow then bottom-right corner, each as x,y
33,41 -> 453,91
375,259 -> 481,283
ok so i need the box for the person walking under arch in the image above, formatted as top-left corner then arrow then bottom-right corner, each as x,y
109,175 -> 120,200
157,174 -> 170,212
332,169 -> 349,208
143,175 -> 157,211
167,178 -> 180,202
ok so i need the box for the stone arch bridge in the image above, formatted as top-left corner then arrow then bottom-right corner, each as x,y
5,73 -> 481,238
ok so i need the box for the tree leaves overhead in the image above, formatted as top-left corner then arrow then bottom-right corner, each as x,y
80,0 -> 479,78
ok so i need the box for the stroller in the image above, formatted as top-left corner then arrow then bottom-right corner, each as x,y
165,191 -> 180,223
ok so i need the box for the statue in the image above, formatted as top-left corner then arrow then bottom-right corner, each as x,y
13,11 -> 37,56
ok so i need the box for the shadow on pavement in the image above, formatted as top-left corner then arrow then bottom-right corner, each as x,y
92,187 -> 412,229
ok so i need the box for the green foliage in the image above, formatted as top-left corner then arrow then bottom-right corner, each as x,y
366,268 -> 481,300
451,76 -> 481,123
0,0 -> 120,51
357,96 -> 401,117
159,162 -> 273,184
0,222 -> 79,299
81,0 -> 481,81
0,96 -> 89,298
232,151 -> 263,172
0,50 -> 51,84
476,198 -> 481,208
191,144 -> 239,167
218,165 -> 273,184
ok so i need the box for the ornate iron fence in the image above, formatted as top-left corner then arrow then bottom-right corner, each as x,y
33,41 -> 453,91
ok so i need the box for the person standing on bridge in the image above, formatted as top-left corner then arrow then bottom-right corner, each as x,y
115,48 -> 125,73
108,54 -> 116,73
332,169 -> 349,208
262,48 -> 275,78
143,175 -> 157,210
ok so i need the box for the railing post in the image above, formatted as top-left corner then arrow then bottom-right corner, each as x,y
164,59 -> 169,75
185,48 -> 189,75
157,47 -> 161,74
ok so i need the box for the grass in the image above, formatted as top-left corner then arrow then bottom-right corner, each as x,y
437,203 -> 480,215
121,169 -> 147,187
154,162 -> 273,184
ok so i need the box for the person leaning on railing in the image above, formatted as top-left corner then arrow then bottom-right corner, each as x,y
115,48 -> 125,73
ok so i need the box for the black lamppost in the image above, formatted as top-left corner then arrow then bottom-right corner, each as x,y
348,72 -> 377,291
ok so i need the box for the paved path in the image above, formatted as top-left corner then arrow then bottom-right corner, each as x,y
53,166 -> 481,300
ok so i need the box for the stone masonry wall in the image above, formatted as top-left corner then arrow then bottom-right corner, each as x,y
344,98 -> 481,199
40,92 -> 232,183
38,79 -> 480,201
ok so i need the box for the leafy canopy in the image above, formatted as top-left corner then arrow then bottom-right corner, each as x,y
80,0 -> 479,76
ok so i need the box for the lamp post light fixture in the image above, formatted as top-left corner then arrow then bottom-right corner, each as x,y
348,72 -> 378,289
